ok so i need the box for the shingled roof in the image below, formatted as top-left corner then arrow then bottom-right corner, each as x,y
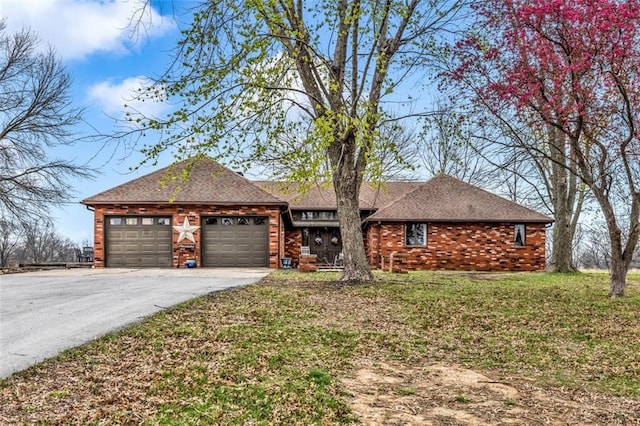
255,181 -> 422,210
82,157 -> 286,206
83,159 -> 552,223
366,174 -> 553,223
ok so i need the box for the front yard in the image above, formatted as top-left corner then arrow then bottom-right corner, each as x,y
1,271 -> 639,424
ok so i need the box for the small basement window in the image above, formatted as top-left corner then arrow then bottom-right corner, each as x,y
514,224 -> 526,246
405,223 -> 427,246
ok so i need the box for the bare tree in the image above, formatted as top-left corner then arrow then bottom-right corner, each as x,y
0,212 -> 21,267
0,22 -> 92,219
17,220 -> 79,264
575,221 -> 612,270
417,105 -> 488,183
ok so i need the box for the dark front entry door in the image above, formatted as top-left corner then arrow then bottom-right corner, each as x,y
309,228 -> 342,266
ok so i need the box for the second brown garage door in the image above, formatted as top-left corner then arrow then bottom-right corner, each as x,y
201,216 -> 269,267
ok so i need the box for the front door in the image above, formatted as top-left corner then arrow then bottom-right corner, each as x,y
309,228 -> 342,266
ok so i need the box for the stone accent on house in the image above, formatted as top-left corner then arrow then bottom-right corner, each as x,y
91,204 -> 282,268
365,222 -> 547,272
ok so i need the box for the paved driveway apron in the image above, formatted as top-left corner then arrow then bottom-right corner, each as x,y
0,268 -> 270,378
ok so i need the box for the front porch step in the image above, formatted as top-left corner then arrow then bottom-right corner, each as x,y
317,265 -> 344,272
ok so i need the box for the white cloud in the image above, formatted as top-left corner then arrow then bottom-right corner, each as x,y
0,0 -> 175,60
88,76 -> 169,119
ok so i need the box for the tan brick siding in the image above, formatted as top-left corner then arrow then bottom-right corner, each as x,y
365,222 -> 547,271
92,204 -> 282,268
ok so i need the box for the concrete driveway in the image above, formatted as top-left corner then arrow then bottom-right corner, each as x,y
0,267 -> 270,378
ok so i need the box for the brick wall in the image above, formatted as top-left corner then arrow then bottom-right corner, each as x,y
365,222 -> 547,271
284,229 -> 302,266
92,204 -> 282,268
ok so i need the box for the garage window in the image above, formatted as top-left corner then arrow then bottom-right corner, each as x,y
238,217 -> 250,225
109,217 -> 122,225
222,217 -> 233,226
205,217 -> 218,225
157,218 -> 171,225
125,218 -> 138,225
142,218 -> 154,225
254,217 -> 265,225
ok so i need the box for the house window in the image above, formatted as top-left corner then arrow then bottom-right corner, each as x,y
125,218 -> 138,225
405,223 -> 427,246
300,211 -> 338,221
514,224 -> 526,246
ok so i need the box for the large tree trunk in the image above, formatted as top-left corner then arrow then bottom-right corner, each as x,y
329,131 -> 376,283
547,126 -> 578,272
334,176 -> 375,282
550,218 -> 576,272
608,227 -> 630,298
598,196 -> 635,298
609,256 -> 628,298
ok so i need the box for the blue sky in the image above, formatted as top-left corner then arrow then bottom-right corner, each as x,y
1,0 -> 196,243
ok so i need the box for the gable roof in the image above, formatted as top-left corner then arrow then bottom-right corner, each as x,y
255,181 -> 422,210
83,159 -> 552,223
82,157 -> 286,206
366,174 -> 553,223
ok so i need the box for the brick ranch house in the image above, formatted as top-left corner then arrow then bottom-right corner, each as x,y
82,157 -> 553,271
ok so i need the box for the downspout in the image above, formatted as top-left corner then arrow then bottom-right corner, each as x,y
377,221 -> 381,269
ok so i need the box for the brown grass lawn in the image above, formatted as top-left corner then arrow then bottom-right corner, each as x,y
1,271 -> 639,425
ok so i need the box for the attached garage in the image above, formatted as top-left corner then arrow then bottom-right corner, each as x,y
105,216 -> 172,267
83,158 -> 286,268
202,216 -> 269,267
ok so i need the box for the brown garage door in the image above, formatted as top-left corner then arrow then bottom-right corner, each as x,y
202,216 -> 269,267
105,216 -> 172,267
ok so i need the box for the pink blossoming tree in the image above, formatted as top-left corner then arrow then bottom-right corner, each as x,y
454,0 -> 640,296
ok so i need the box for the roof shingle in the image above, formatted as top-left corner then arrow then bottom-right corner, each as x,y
83,159 -> 552,223
366,174 -> 553,223
82,157 -> 286,205
255,181 -> 422,210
